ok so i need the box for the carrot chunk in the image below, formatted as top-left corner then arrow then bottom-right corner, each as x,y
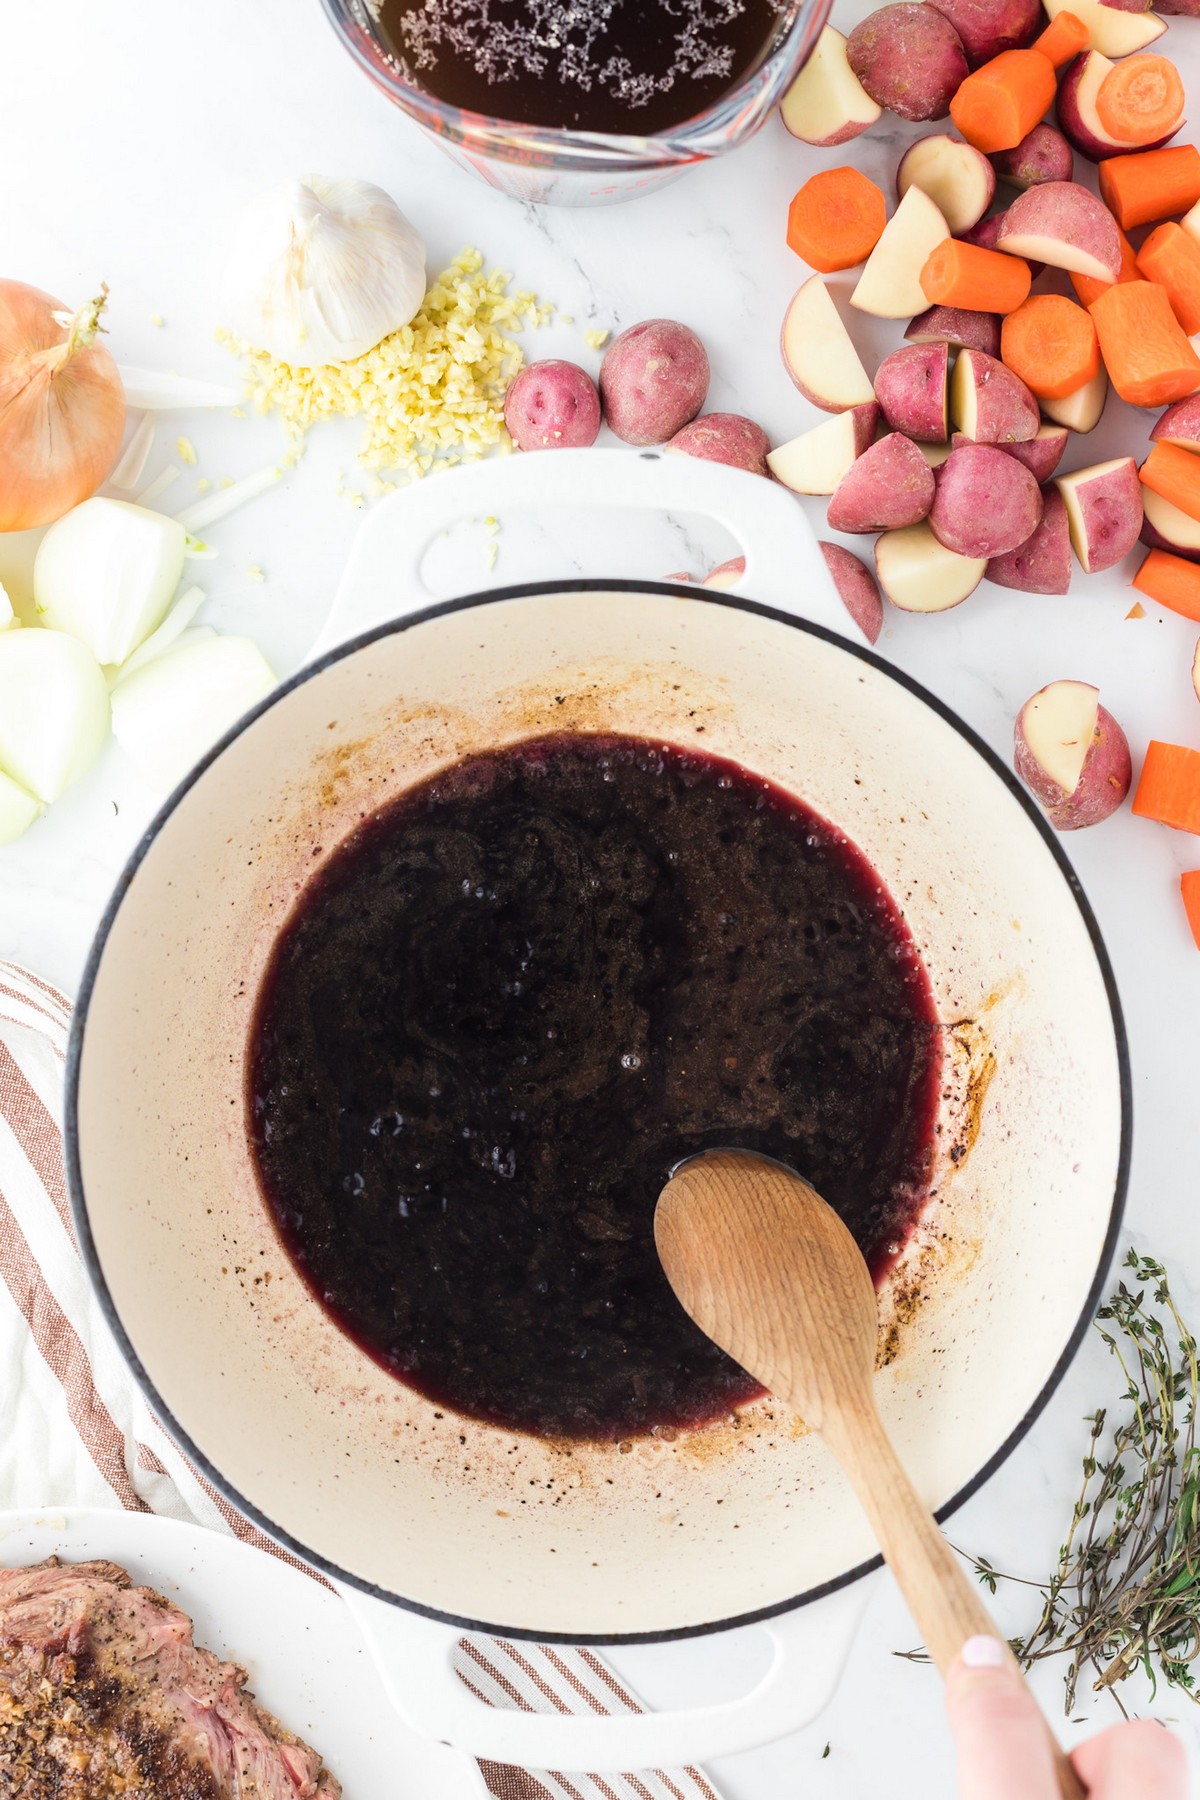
1089,281 -> 1200,407
1000,294 -> 1100,400
786,168 -> 887,274
1132,740 -> 1200,833
1183,870 -> 1200,951
1136,222 -> 1200,334
1141,441 -> 1200,522
950,50 -> 1058,155
1099,145 -> 1200,231
1134,741 -> 1200,832
1033,10 -> 1089,70
920,238 -> 1032,314
1096,55 -> 1185,147
1133,549 -> 1200,621
1071,228 -> 1139,309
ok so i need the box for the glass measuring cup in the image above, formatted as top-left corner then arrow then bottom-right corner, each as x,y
319,0 -> 829,206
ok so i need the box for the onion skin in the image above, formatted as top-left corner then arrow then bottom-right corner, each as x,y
0,281 -> 126,532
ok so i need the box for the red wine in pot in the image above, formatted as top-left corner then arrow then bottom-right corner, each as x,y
373,0 -> 792,134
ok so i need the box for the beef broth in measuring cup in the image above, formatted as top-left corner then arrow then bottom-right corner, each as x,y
373,0 -> 792,134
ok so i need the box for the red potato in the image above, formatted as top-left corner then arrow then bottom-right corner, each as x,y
668,414 -> 770,475
957,211 -> 1005,249
919,441 -> 955,466
780,25 -> 882,145
996,181 -> 1122,281
599,320 -> 709,446
1043,0 -> 1165,54
931,442 -> 1044,555
702,557 -> 745,590
873,341 -> 950,441
1141,484 -> 1200,558
1055,456 -> 1143,570
926,0 -> 1042,64
1158,0 -> 1200,15
846,4 -> 969,121
875,521 -> 988,609
951,348 -> 1040,441
504,360 -> 601,451
1003,423 -> 1072,480
1057,50 -> 1179,160
953,428 -> 1068,478
781,277 -> 876,412
766,403 -> 879,495
819,541 -> 885,642
897,135 -> 996,234
827,432 -> 936,532
906,304 -> 1002,357
851,186 -> 951,319
992,124 -> 1075,189
987,485 -> 1074,590
1042,364 -> 1109,431
1014,680 -> 1132,828
1151,394 -> 1200,450
956,210 -> 1046,277
1193,635 -> 1200,701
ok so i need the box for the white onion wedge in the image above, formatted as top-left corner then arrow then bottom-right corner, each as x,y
174,464 -> 282,533
111,632 -> 274,792
112,587 -> 206,685
0,769 -> 43,844
118,367 -> 243,410
0,630 -> 110,804
108,413 -> 156,492
0,583 -> 16,631
135,466 -> 182,508
35,499 -> 187,669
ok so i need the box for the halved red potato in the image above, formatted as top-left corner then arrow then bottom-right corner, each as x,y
781,277 -> 876,412
875,520 -> 987,609
780,25 -> 882,145
897,134 -> 996,233
996,180 -> 1121,280
1014,680 -> 1132,829
1057,49 -> 1179,160
767,404 -> 879,495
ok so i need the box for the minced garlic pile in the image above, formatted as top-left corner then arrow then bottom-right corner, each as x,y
218,248 -> 552,482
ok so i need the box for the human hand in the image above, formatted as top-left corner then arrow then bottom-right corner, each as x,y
946,1635 -> 1188,1800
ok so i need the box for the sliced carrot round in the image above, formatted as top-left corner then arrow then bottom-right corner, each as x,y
786,168 -> 886,274
1000,294 -> 1100,401
1096,54 -> 1185,147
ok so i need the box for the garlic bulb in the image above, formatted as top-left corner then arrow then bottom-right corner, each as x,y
221,176 -> 426,368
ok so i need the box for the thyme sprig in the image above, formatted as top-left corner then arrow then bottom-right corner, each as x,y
901,1250 -> 1200,1715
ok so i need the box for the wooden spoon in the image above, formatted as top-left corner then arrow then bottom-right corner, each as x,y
655,1148 -> 1085,1800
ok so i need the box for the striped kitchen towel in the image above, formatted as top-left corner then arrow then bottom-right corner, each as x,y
0,959 -> 720,1800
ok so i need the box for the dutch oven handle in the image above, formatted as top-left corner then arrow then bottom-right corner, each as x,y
336,1574 -> 876,1772
308,444 -> 860,661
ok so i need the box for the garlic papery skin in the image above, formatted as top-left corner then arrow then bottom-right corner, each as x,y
221,176 -> 426,368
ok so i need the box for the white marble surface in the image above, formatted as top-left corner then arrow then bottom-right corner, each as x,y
2,0 -> 1200,1793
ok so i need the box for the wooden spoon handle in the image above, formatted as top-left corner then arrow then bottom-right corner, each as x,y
827,1405 -> 1087,1800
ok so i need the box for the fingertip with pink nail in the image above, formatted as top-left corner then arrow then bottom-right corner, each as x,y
960,1635 -> 1008,1670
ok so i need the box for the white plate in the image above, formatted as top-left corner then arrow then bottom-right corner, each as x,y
0,1506 -> 486,1799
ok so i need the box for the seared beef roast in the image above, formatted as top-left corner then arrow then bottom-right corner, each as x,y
0,1558 -> 340,1798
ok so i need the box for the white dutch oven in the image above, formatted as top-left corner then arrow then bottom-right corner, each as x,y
66,452 -> 1128,1773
